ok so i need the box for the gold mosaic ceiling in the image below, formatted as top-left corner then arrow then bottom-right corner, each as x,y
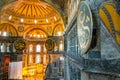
25,28 -> 47,40
1,0 -> 61,25
0,23 -> 18,37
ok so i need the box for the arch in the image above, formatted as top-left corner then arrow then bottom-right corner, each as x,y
0,23 -> 18,37
52,24 -> 64,36
29,44 -> 33,52
1,0 -> 65,28
23,26 -> 48,39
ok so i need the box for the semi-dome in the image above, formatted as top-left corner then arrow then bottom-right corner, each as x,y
1,0 -> 61,25
0,23 -> 18,37
25,28 -> 47,40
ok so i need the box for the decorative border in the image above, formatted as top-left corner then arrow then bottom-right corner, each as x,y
99,1 -> 120,53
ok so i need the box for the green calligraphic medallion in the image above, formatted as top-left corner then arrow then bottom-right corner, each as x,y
45,38 -> 55,51
14,40 -> 26,51
77,1 -> 93,54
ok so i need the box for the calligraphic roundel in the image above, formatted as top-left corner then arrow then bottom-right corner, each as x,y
14,39 -> 26,51
77,1 -> 93,54
45,38 -> 55,51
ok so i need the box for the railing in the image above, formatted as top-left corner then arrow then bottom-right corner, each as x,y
47,51 -> 64,54
66,54 -> 120,75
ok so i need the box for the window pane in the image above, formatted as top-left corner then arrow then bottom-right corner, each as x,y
36,45 -> 41,52
36,54 -> 41,63
29,44 -> 33,52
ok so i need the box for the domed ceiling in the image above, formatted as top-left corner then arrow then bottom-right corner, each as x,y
0,23 -> 18,37
25,28 -> 47,40
1,0 -> 62,25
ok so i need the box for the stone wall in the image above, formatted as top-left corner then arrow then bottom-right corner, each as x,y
64,0 -> 120,80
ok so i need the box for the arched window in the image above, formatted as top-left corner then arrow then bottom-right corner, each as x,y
36,54 -> 41,63
36,44 -> 41,52
43,45 -> 47,52
59,41 -> 64,51
29,55 -> 33,64
3,31 -> 7,36
53,24 -> 64,36
1,44 -> 4,52
54,43 -> 58,51
1,43 -> 6,52
0,23 -> 18,37
29,44 -> 33,52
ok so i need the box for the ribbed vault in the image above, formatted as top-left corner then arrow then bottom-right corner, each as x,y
1,0 -> 64,25
0,23 -> 18,37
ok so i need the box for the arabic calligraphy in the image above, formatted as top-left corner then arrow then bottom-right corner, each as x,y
77,1 -> 93,54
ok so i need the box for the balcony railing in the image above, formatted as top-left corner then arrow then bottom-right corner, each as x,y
66,54 -> 120,75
